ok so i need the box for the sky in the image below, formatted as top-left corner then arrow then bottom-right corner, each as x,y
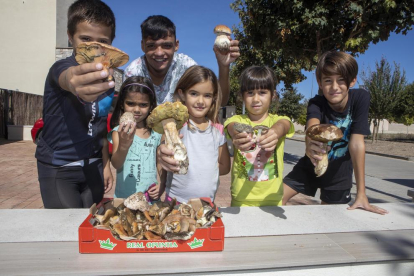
104,0 -> 414,101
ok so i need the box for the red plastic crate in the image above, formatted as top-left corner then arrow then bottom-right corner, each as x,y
78,198 -> 225,253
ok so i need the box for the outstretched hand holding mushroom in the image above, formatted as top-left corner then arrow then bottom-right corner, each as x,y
306,124 -> 343,177
61,42 -> 129,103
213,25 -> 240,66
147,102 -> 189,174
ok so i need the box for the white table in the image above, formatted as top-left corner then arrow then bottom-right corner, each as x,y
1,203 -> 413,275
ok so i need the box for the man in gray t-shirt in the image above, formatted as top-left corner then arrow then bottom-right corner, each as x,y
123,15 -> 239,106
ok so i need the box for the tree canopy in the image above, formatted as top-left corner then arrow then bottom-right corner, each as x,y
360,58 -> 407,141
231,0 -> 414,88
278,87 -> 305,122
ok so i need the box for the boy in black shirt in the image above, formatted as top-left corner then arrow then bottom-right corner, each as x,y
283,51 -> 388,215
36,0 -> 116,208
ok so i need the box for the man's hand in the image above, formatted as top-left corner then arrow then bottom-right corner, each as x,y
214,38 -> 240,66
117,121 -> 136,151
348,193 -> 389,215
61,63 -> 115,102
103,165 -> 113,194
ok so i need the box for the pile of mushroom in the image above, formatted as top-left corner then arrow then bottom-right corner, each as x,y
147,102 -> 189,174
213,25 -> 232,55
306,124 -> 343,177
75,42 -> 129,81
93,192 -> 222,241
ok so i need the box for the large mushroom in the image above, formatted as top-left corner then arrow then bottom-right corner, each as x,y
306,124 -> 343,177
119,112 -> 135,128
75,42 -> 129,81
213,25 -> 232,55
147,102 -> 189,174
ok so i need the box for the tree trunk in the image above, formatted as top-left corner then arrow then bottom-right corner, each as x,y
372,119 -> 378,143
375,119 -> 380,142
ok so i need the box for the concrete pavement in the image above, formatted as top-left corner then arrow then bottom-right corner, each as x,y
0,137 -> 412,209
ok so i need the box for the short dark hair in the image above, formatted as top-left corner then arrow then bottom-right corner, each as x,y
239,66 -> 276,96
316,51 -> 358,88
141,15 -> 176,40
67,0 -> 116,42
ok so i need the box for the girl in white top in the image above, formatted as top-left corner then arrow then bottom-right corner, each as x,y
163,65 -> 231,204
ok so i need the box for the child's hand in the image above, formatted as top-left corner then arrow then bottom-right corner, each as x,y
117,121 -> 136,151
156,133 -> 184,173
257,128 -> 279,152
305,137 -> 331,166
157,143 -> 180,172
148,184 -> 164,201
348,193 -> 389,215
63,63 -> 115,102
214,38 -> 240,66
232,132 -> 256,152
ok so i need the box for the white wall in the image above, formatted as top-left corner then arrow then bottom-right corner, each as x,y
0,0 -> 56,95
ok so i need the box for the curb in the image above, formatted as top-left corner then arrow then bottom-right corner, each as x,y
287,137 -> 413,162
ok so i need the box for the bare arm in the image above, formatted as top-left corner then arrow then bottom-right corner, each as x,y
102,138 -> 113,193
258,119 -> 292,152
347,134 -> 388,215
110,122 -> 136,170
218,143 -> 231,175
214,38 -> 240,106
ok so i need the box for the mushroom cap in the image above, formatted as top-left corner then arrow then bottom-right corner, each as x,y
214,24 -> 231,35
306,124 -> 343,143
119,112 -> 135,124
233,122 -> 253,134
124,192 -> 149,212
146,102 -> 189,134
75,42 -> 129,68
253,125 -> 270,134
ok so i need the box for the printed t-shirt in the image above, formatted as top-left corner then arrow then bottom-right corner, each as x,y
285,88 -> 371,190
108,127 -> 162,198
224,114 -> 294,206
36,54 -> 114,166
124,53 -> 197,105
166,121 -> 227,203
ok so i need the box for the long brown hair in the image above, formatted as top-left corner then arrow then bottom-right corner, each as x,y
173,65 -> 221,123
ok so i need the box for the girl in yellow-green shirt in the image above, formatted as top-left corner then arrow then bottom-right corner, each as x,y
224,66 -> 294,207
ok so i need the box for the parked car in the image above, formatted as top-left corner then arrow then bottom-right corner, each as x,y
31,112 -> 115,155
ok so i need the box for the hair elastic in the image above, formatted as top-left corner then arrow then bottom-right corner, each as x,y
123,83 -> 155,95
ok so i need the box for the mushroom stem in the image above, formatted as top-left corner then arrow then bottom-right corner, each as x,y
162,118 -> 189,174
315,144 -> 328,177
257,129 -> 263,141
214,34 -> 231,54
